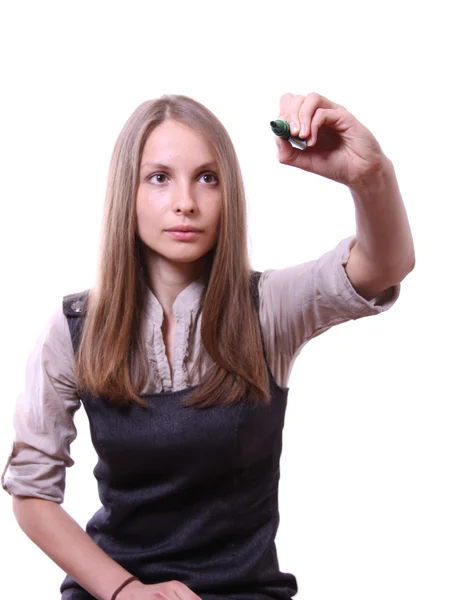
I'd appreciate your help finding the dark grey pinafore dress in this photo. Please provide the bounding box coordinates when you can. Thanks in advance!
[60,273,298,600]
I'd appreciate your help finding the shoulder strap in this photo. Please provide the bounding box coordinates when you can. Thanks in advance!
[249,270,262,313]
[62,290,89,355]
[249,270,268,359]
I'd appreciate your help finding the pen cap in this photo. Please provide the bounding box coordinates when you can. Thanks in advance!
[270,119,307,150]
[270,120,290,138]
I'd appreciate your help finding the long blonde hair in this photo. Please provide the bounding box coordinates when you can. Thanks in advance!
[75,95,269,407]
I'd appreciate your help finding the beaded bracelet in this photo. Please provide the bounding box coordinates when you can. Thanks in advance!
[111,576,140,600]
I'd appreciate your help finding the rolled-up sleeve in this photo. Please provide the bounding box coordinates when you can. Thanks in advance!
[258,236,401,387]
[1,307,80,503]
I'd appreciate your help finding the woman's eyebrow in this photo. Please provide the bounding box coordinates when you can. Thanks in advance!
[140,161,218,171]
[195,161,218,171]
[140,162,171,171]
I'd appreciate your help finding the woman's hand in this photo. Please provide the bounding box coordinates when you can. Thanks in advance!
[274,92,389,188]
[118,579,202,599]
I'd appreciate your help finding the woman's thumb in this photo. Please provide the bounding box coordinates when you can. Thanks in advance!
[275,136,298,165]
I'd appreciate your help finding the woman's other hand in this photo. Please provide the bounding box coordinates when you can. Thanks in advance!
[118,579,203,599]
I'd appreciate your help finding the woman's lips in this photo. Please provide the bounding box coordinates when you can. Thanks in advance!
[165,230,200,241]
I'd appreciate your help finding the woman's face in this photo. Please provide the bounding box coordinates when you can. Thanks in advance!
[136,119,222,270]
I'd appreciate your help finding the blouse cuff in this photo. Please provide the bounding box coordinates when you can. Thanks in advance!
[337,236,401,315]
[2,442,66,503]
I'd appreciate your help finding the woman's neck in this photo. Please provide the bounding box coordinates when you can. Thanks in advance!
[142,253,209,317]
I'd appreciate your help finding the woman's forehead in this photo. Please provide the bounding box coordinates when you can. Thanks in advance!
[142,119,215,162]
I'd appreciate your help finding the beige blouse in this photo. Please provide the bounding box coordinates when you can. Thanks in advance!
[2,237,400,503]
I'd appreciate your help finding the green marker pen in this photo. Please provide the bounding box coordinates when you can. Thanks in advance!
[270,120,308,151]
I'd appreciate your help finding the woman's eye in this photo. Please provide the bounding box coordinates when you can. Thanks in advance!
[149,173,167,184]
[201,172,218,184]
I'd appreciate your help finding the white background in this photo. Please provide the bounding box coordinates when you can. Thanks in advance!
[0,1,464,598]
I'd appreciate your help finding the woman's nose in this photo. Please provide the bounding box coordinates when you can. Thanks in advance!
[172,187,196,214]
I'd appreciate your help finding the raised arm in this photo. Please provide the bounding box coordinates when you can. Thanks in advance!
[274,91,415,300]
[258,92,414,388]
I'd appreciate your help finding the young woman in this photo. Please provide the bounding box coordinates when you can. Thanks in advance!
[2,92,414,600]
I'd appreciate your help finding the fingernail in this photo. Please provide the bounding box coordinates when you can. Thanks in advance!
[299,124,306,137]
[290,121,299,135]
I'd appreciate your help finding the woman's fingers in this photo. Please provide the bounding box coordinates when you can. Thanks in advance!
[275,134,299,164]
[307,106,347,147]
[168,580,202,600]
[278,93,302,136]
[282,94,306,136]
[298,93,338,139]
[131,580,202,599]
[278,92,340,140]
